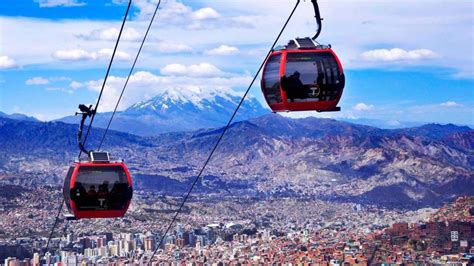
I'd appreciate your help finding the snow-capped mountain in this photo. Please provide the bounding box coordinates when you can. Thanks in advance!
[57,89,269,136]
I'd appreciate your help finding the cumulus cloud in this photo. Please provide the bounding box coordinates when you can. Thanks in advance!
[52,49,93,61]
[133,0,190,21]
[160,63,222,77]
[35,0,86,8]
[129,0,252,29]
[50,76,72,81]
[205,45,240,56]
[96,49,131,60]
[192,7,221,20]
[52,49,130,61]
[69,81,83,89]
[353,103,374,111]
[45,87,73,93]
[0,56,17,69]
[154,41,193,53]
[26,77,49,85]
[440,101,461,107]
[361,48,438,62]
[77,27,143,42]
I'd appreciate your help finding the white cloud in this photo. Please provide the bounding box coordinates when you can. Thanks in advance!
[154,41,193,53]
[160,63,222,77]
[160,64,187,75]
[133,0,191,21]
[440,101,461,107]
[353,103,374,111]
[52,49,94,61]
[50,76,72,81]
[205,45,240,56]
[96,48,131,60]
[35,0,86,8]
[45,87,73,94]
[69,81,83,89]
[0,56,17,69]
[26,77,50,85]
[130,0,252,30]
[25,76,73,86]
[52,49,130,61]
[192,7,221,20]
[77,27,143,42]
[361,48,438,62]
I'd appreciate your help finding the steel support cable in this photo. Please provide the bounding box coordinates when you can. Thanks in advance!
[78,1,132,158]
[42,198,64,256]
[98,0,162,150]
[145,1,301,264]
[42,0,133,257]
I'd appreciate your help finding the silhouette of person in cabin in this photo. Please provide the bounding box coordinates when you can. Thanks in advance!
[87,185,97,196]
[86,185,98,208]
[281,71,307,102]
[71,182,87,209]
[109,181,126,210]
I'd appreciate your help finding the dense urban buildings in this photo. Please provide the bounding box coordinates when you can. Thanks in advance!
[1,184,472,265]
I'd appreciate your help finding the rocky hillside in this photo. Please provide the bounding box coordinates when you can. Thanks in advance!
[0,115,472,209]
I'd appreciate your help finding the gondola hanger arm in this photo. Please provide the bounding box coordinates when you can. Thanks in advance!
[310,0,323,41]
[75,104,95,157]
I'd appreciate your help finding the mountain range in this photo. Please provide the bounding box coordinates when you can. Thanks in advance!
[0,111,38,122]
[1,112,472,209]
[56,89,268,136]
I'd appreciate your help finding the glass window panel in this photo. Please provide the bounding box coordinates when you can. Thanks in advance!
[283,52,343,102]
[262,54,283,104]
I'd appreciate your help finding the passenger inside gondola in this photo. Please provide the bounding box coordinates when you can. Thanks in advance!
[109,182,128,209]
[70,182,86,209]
[63,156,133,218]
[70,165,131,211]
[281,71,307,102]
[87,185,97,196]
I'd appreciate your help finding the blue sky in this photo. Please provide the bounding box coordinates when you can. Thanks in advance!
[0,0,473,126]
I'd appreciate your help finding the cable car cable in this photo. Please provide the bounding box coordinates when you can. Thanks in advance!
[146,1,301,263]
[98,0,162,150]
[42,199,64,256]
[42,0,132,256]
[78,0,132,158]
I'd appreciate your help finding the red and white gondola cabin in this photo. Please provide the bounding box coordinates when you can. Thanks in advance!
[63,152,133,219]
[261,38,345,112]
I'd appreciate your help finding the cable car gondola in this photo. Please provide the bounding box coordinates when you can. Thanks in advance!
[261,0,345,112]
[63,152,133,219]
[63,104,133,219]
